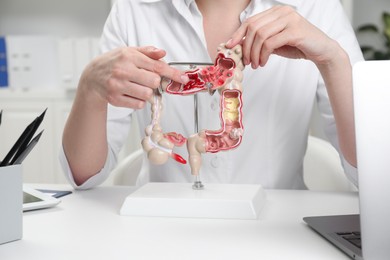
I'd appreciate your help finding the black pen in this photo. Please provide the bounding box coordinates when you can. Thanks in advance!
[0,117,39,166]
[0,109,2,127]
[10,108,47,165]
[0,108,47,167]
[12,130,44,165]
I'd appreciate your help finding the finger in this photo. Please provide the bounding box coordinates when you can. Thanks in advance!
[143,59,189,84]
[115,94,147,109]
[225,6,281,49]
[259,29,293,67]
[111,65,162,90]
[242,22,263,66]
[137,46,167,61]
[226,25,248,49]
[105,82,147,109]
[243,10,288,67]
[120,81,154,102]
[250,20,286,68]
[134,48,189,84]
[258,10,306,66]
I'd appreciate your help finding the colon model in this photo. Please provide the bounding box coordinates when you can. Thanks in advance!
[141,43,244,176]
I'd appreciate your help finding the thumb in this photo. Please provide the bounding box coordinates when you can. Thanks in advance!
[137,46,166,60]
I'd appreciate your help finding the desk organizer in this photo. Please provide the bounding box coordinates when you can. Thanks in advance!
[120,182,266,219]
[0,164,22,244]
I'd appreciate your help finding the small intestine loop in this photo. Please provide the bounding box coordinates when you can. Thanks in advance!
[141,91,187,165]
[142,43,245,176]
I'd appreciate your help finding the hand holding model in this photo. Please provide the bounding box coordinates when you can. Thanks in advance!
[226,5,345,68]
[79,46,189,109]
[63,46,189,185]
[225,5,356,166]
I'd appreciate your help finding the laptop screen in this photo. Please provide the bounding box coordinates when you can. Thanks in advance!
[353,60,390,260]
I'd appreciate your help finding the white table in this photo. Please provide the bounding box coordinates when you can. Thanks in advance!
[0,185,359,260]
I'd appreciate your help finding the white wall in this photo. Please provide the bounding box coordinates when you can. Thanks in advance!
[353,0,390,27]
[341,0,354,21]
[0,0,111,36]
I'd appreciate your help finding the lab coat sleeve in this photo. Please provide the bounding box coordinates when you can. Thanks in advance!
[59,0,137,189]
[314,0,364,187]
[59,105,133,190]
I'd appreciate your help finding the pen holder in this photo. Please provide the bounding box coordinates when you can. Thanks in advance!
[0,164,22,244]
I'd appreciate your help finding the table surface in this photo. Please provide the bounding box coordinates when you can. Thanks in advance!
[0,184,359,260]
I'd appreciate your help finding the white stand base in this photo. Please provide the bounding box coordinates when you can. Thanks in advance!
[120,182,266,219]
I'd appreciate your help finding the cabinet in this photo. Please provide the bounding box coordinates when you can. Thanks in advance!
[0,89,74,184]
[0,0,111,91]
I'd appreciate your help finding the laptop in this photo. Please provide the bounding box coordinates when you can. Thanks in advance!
[304,60,390,260]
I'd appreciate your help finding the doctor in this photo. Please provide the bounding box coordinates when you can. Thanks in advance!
[61,0,363,189]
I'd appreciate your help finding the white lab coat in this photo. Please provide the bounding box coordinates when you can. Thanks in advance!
[60,0,364,189]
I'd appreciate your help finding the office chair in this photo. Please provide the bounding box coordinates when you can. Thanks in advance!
[303,135,356,191]
[111,148,144,186]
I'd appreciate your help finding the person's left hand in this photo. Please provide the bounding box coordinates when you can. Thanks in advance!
[226,5,340,69]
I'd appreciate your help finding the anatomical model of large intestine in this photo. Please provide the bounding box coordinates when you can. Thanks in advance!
[142,43,244,177]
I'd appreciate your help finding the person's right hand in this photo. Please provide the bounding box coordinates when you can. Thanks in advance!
[79,46,189,109]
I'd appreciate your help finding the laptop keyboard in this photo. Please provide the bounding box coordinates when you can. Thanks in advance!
[336,232,362,249]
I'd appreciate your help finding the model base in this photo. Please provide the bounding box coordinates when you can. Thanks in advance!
[120,182,266,219]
